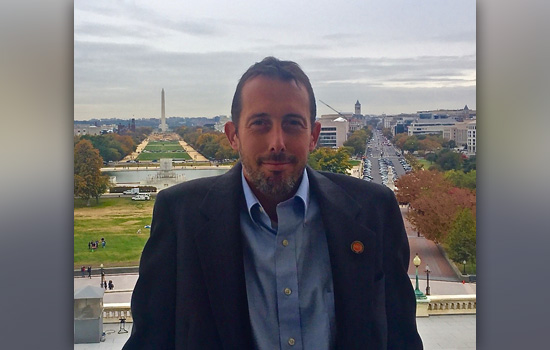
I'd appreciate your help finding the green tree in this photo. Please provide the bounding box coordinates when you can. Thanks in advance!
[308,147,353,174]
[74,139,109,205]
[444,169,476,189]
[343,128,371,155]
[447,208,476,264]
[435,149,463,171]
[462,155,476,172]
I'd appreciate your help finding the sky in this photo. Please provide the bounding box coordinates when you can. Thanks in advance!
[74,0,476,121]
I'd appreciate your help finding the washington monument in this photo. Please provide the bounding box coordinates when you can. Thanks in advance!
[159,88,168,132]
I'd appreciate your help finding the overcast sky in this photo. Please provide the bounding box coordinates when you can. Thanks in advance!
[74,0,476,121]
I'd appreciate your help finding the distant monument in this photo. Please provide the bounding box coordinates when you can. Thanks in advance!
[159,88,168,132]
[386,166,396,192]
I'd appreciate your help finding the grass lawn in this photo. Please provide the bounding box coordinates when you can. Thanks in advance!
[137,151,192,161]
[74,197,154,269]
[350,160,361,166]
[417,158,434,169]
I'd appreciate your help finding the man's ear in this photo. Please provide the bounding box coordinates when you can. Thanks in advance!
[309,121,321,152]
[224,121,239,151]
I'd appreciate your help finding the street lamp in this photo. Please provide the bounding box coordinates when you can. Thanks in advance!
[100,263,105,287]
[425,265,431,296]
[462,260,467,275]
[413,253,427,300]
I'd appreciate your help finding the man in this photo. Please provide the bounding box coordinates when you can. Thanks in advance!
[123,57,423,349]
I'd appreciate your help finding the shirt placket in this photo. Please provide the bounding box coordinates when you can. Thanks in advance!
[275,203,303,349]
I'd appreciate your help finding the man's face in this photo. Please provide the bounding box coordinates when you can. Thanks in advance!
[225,75,320,201]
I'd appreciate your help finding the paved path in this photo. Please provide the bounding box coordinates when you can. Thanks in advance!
[402,208,460,281]
[178,140,209,161]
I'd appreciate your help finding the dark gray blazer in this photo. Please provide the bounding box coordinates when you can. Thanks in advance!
[123,163,423,349]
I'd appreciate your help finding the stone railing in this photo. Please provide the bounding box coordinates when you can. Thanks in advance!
[416,294,476,317]
[103,303,133,324]
[106,295,476,323]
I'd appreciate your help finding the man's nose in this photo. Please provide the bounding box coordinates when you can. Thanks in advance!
[268,125,286,153]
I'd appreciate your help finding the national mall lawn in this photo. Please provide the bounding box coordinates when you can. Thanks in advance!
[74,197,154,269]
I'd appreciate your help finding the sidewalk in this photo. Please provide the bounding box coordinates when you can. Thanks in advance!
[74,313,475,350]
[74,273,475,305]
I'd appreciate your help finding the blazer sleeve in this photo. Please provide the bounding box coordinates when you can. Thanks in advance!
[123,190,177,349]
[382,186,424,349]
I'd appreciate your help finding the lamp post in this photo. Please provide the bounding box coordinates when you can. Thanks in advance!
[425,265,431,296]
[100,263,105,286]
[462,260,467,275]
[413,253,427,300]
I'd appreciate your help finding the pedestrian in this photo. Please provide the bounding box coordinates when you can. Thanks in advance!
[103,280,107,289]
[101,270,106,284]
[88,241,91,250]
[101,238,106,248]
[81,266,86,278]
[87,266,92,279]
[108,280,114,290]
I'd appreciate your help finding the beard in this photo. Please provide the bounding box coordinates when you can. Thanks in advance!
[240,151,304,201]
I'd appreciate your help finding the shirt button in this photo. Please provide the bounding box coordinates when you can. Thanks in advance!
[282,239,289,247]
[284,288,292,295]
[288,338,295,346]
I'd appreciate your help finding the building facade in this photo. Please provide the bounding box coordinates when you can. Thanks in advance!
[317,115,349,148]
[467,120,476,155]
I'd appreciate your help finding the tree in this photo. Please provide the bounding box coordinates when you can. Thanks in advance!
[435,148,463,171]
[447,208,476,264]
[308,147,353,174]
[394,170,451,205]
[444,169,476,189]
[381,127,393,139]
[74,139,109,205]
[343,128,371,155]
[407,187,475,243]
[462,155,476,172]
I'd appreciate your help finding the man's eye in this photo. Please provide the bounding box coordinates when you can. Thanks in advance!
[251,119,268,126]
[285,120,305,128]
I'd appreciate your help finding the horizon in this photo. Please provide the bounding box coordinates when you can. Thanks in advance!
[74,1,476,121]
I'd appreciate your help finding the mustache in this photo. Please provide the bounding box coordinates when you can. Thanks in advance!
[258,153,297,163]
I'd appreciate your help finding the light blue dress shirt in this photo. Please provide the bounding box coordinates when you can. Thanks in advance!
[241,170,336,350]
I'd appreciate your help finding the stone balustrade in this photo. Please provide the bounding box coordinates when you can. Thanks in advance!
[426,295,476,315]
[104,294,476,323]
[103,303,133,324]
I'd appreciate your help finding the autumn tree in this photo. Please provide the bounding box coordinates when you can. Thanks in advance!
[394,170,451,205]
[407,187,476,243]
[308,147,353,174]
[74,139,109,205]
[446,208,476,264]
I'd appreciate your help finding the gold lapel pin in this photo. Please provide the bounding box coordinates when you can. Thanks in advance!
[351,241,364,254]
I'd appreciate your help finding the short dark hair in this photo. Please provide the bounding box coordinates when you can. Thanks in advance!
[230,56,316,131]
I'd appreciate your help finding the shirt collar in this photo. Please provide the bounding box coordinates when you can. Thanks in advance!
[241,168,310,220]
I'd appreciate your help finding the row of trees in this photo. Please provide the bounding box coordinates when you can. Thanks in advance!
[175,126,238,161]
[343,127,373,155]
[395,170,476,264]
[76,127,151,162]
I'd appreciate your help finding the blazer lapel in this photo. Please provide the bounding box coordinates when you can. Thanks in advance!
[308,168,381,347]
[195,163,253,348]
